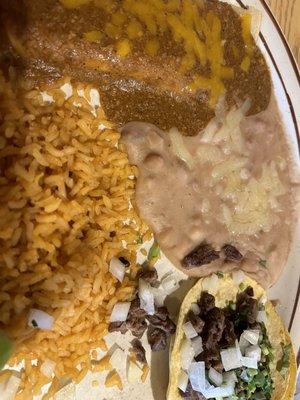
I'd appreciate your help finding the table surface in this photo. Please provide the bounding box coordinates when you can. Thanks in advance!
[266,0,300,65]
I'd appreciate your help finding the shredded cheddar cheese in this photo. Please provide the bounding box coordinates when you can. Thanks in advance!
[59,0,253,107]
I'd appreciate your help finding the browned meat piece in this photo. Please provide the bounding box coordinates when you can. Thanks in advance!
[203,308,226,349]
[182,243,220,270]
[147,327,167,351]
[131,339,147,365]
[155,307,169,321]
[187,311,205,335]
[198,292,215,316]
[0,0,271,136]
[108,321,128,334]
[222,244,244,262]
[146,306,176,335]
[128,297,147,320]
[139,268,159,287]
[127,316,148,339]
[221,319,237,347]
[196,347,222,371]
[179,382,206,399]
[234,287,259,333]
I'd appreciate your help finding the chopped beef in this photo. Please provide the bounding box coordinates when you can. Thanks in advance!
[187,311,205,334]
[222,244,243,262]
[119,256,130,267]
[196,347,222,371]
[131,339,147,364]
[139,268,159,287]
[221,318,236,347]
[127,316,148,338]
[147,314,176,335]
[236,287,258,330]
[203,307,225,349]
[155,306,169,321]
[147,306,176,335]
[198,292,215,316]
[147,327,167,351]
[182,243,220,269]
[179,382,206,399]
[128,297,147,320]
[244,286,254,296]
[108,321,128,334]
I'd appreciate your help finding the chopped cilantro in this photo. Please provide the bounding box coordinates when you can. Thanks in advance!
[148,242,160,261]
[31,319,38,328]
[276,343,292,375]
[216,271,224,278]
[234,324,274,399]
[0,331,12,370]
[259,259,267,268]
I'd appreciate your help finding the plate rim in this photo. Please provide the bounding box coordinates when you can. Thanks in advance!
[234,0,300,336]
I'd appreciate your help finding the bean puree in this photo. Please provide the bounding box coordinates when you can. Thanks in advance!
[121,97,294,288]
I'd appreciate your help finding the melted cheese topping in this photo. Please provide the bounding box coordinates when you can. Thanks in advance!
[59,0,253,107]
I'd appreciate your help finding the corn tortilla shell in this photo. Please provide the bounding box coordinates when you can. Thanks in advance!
[167,273,296,400]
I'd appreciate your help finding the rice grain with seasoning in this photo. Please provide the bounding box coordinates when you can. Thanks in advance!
[0,71,150,399]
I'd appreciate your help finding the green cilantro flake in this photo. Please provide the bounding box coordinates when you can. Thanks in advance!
[276,343,292,375]
[148,242,160,261]
[0,331,12,370]
[259,259,267,268]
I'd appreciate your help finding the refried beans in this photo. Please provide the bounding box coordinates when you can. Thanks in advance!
[121,96,295,288]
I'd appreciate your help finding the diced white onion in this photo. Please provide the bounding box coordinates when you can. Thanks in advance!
[127,360,143,383]
[220,346,242,371]
[109,257,126,283]
[202,274,219,292]
[232,270,245,285]
[0,371,21,400]
[223,371,238,385]
[161,274,179,294]
[189,362,205,392]
[190,303,201,315]
[241,356,258,369]
[257,310,267,325]
[41,359,56,378]
[139,279,155,315]
[235,339,243,360]
[183,322,198,339]
[191,336,203,357]
[240,370,250,382]
[202,384,234,399]
[151,287,167,307]
[259,294,267,305]
[241,330,260,345]
[28,309,54,331]
[178,370,189,393]
[245,345,261,361]
[169,128,195,169]
[110,302,131,322]
[181,339,195,371]
[208,367,223,387]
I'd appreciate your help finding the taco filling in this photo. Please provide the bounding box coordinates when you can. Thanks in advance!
[168,274,296,400]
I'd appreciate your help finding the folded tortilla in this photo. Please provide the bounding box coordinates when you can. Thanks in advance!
[168,273,296,400]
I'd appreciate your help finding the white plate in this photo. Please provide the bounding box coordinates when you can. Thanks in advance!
[36,2,300,399]
[239,0,300,357]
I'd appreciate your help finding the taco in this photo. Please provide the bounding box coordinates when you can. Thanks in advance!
[168,272,296,400]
